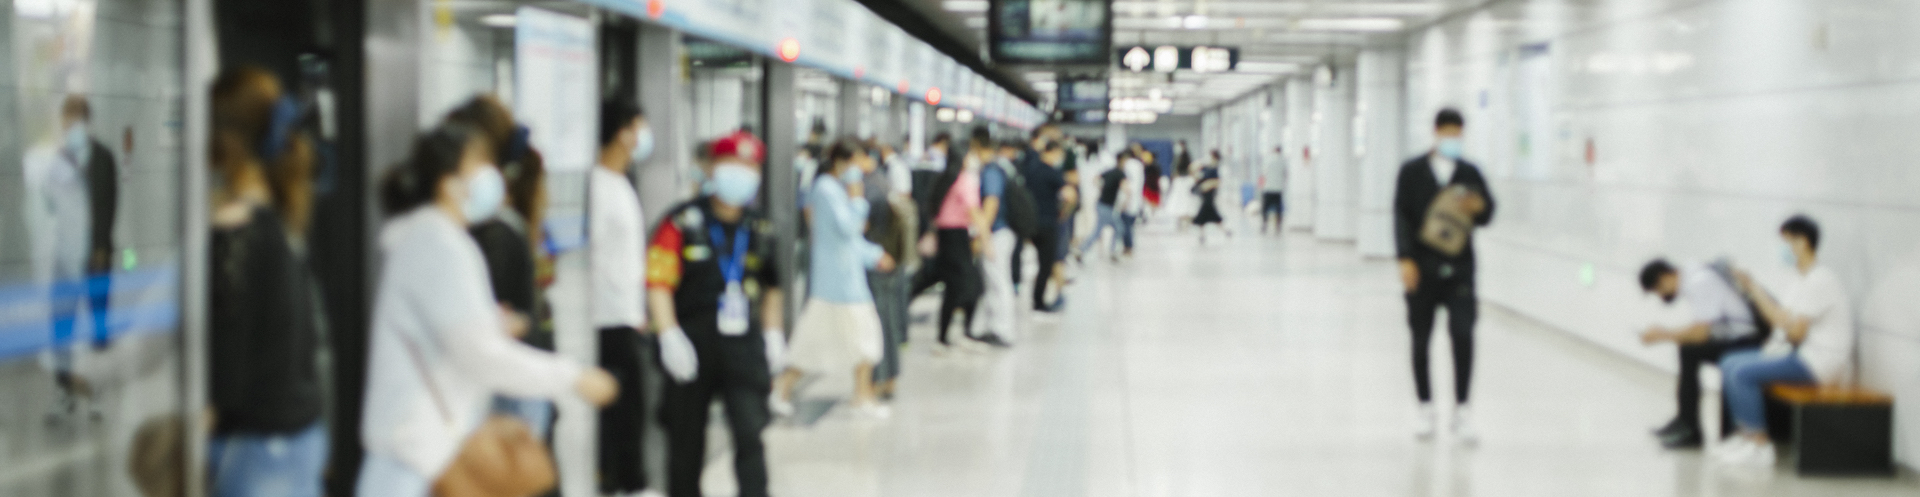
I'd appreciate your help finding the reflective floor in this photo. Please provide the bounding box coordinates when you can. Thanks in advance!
[738,217,1919,497]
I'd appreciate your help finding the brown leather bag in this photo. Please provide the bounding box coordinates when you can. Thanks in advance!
[433,416,557,497]
[397,335,558,497]
[1419,185,1476,257]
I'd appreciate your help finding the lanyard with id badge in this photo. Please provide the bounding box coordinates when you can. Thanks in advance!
[710,223,752,336]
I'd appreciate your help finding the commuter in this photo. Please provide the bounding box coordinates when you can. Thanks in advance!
[1394,108,1495,443]
[1137,145,1163,214]
[24,95,118,420]
[775,137,898,419]
[1120,147,1145,248]
[911,127,992,353]
[1191,152,1231,244]
[968,140,1019,346]
[1078,151,1132,262]
[1713,216,1854,467]
[1260,145,1288,234]
[1637,256,1768,449]
[1169,141,1196,230]
[358,123,617,496]
[205,66,326,497]
[444,96,560,443]
[1018,135,1071,313]
[648,131,785,497]
[590,99,653,495]
[865,140,918,399]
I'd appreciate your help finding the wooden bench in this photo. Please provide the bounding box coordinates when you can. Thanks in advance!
[1763,384,1895,475]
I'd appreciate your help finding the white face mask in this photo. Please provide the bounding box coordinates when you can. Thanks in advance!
[1780,242,1800,267]
[462,164,506,224]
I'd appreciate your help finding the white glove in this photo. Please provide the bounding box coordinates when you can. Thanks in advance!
[764,328,788,373]
[658,326,700,384]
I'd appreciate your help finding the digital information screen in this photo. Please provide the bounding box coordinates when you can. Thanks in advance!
[1056,76,1108,110]
[989,0,1113,65]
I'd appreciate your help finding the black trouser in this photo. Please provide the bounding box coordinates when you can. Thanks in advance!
[1676,336,1765,435]
[1029,226,1060,310]
[597,327,648,492]
[1406,270,1477,404]
[912,228,979,345]
[661,331,771,497]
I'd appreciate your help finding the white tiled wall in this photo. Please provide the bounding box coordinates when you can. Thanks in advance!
[1312,64,1358,241]
[1405,0,1920,468]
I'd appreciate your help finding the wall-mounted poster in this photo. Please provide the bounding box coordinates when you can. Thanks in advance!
[989,0,1112,65]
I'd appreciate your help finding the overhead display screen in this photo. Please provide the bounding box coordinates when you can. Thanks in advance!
[1056,76,1108,110]
[989,0,1113,65]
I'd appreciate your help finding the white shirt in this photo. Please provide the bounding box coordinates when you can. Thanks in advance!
[1430,154,1457,185]
[1120,158,1145,214]
[1263,153,1288,193]
[1678,264,1756,337]
[589,167,647,329]
[361,207,585,477]
[23,146,91,285]
[1784,265,1854,384]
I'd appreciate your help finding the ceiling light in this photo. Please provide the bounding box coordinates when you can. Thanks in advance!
[942,0,988,13]
[479,13,516,28]
[1295,18,1405,32]
[1182,15,1207,29]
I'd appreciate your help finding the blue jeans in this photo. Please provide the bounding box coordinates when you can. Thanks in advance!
[1079,205,1134,254]
[493,396,554,440]
[208,422,328,497]
[1721,351,1815,433]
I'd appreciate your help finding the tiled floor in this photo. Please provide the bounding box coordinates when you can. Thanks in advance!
[748,220,1919,497]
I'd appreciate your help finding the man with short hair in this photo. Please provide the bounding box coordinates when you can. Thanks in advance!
[1394,108,1495,444]
[589,99,652,495]
[1638,255,1767,449]
[1018,135,1072,312]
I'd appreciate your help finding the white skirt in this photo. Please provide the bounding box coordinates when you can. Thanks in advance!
[790,300,885,375]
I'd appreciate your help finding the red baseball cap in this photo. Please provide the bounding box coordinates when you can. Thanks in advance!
[708,131,765,164]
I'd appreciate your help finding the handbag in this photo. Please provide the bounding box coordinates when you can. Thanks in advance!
[397,334,557,497]
[1418,185,1476,257]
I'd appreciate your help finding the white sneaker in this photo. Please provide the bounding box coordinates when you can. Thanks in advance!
[1452,406,1479,446]
[1712,436,1754,463]
[1414,403,1437,440]
[1715,437,1776,467]
[852,402,893,420]
[769,393,795,418]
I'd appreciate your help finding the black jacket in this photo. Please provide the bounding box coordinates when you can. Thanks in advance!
[1392,154,1496,270]
[210,207,323,434]
[85,140,117,271]
[472,217,551,351]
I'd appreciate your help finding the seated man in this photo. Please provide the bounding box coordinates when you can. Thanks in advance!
[1638,257,1768,448]
[1714,215,1854,467]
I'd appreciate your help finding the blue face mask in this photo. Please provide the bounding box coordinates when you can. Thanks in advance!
[1436,138,1464,159]
[839,166,864,186]
[64,124,89,159]
[1781,243,1799,267]
[462,164,506,224]
[632,126,655,163]
[712,164,761,206]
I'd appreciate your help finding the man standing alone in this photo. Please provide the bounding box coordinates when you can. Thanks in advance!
[1394,109,1495,444]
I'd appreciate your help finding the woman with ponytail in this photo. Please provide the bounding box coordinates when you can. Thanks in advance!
[356,123,616,496]
[205,66,327,497]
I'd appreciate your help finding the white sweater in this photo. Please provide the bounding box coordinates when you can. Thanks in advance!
[359,207,585,478]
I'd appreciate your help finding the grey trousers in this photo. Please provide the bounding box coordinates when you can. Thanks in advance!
[868,269,910,383]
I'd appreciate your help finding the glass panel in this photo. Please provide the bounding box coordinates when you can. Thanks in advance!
[1,0,186,495]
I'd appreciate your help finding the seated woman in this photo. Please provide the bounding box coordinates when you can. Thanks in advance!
[1716,215,1854,467]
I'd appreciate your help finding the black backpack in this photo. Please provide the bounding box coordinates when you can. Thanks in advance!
[1707,259,1775,344]
[991,161,1040,239]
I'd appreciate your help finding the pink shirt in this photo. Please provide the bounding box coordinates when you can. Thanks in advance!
[934,168,980,229]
